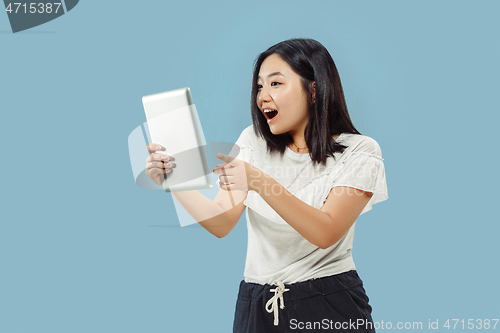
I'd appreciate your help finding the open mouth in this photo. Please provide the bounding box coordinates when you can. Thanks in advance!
[264,109,278,120]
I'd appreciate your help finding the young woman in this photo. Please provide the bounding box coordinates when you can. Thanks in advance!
[146,38,388,332]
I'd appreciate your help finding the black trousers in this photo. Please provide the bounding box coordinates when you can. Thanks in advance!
[233,270,375,333]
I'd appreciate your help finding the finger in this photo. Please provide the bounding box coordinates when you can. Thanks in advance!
[213,165,233,173]
[213,167,233,175]
[146,161,175,170]
[146,162,165,170]
[219,180,247,192]
[215,163,234,168]
[148,167,172,174]
[147,143,165,154]
[216,153,236,164]
[214,162,229,169]
[146,153,172,163]
[219,174,234,184]
[218,182,236,192]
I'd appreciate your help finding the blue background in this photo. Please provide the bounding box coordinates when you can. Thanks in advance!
[1,0,499,332]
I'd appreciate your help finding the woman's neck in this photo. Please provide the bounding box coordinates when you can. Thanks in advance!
[288,134,342,153]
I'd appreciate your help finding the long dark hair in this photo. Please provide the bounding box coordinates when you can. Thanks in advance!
[250,38,361,166]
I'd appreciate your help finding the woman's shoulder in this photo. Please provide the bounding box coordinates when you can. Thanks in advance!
[340,132,383,158]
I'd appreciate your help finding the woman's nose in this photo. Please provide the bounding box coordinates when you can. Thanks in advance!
[258,86,271,104]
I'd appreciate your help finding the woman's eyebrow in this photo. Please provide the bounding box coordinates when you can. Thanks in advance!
[258,71,285,79]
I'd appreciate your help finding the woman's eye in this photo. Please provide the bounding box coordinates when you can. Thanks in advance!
[257,82,280,89]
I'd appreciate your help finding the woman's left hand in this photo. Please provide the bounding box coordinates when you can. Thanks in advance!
[213,153,258,192]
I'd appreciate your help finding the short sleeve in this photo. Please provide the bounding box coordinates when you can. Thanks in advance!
[329,137,388,215]
[216,125,254,189]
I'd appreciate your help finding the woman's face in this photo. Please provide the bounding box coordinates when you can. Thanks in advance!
[256,54,312,137]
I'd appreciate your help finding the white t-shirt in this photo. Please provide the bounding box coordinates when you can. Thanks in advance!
[218,125,389,285]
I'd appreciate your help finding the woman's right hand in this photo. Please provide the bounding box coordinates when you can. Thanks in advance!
[145,143,176,186]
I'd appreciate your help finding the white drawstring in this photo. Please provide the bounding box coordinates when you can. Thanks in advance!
[265,280,290,326]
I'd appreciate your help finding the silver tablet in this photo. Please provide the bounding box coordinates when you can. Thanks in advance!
[142,87,212,192]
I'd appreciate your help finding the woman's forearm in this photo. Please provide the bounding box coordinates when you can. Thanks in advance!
[171,190,235,238]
